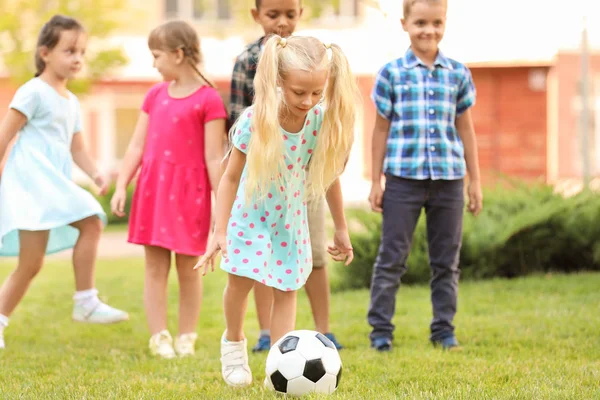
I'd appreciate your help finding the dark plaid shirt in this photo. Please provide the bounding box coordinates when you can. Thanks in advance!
[229,36,263,128]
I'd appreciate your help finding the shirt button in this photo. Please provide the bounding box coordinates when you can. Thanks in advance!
[430,146,436,151]
[430,128,435,133]
[429,90,434,96]
[429,109,435,114]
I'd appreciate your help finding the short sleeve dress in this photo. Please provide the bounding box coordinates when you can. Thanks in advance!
[220,105,323,291]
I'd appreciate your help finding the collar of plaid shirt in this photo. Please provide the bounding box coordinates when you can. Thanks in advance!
[401,47,454,70]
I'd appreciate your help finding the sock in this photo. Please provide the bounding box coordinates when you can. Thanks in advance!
[0,314,8,332]
[73,288,100,310]
[260,329,270,338]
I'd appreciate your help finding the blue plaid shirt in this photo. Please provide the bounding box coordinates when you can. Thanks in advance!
[371,48,476,180]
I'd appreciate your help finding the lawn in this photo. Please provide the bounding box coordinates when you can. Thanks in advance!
[0,258,598,399]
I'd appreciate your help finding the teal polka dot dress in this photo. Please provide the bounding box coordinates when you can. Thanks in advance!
[221,105,323,291]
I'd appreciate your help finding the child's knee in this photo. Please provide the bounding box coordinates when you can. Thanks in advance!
[77,216,103,237]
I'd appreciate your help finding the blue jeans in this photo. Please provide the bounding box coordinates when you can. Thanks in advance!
[367,175,464,342]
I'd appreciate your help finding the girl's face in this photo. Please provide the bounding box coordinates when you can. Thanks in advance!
[151,48,183,81]
[280,69,327,120]
[40,29,86,80]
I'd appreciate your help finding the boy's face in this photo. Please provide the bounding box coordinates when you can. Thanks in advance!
[401,1,446,56]
[252,0,303,38]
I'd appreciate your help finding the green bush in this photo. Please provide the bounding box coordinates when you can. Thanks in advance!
[332,181,600,292]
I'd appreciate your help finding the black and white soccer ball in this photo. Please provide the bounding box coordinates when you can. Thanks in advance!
[265,330,342,396]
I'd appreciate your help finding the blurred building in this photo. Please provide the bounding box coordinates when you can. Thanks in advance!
[0,0,598,199]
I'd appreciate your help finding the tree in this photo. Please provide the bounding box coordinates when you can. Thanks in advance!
[0,0,129,94]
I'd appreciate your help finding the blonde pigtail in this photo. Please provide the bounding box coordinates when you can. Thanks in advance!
[245,35,287,202]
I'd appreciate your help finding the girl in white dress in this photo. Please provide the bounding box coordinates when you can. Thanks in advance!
[0,15,128,350]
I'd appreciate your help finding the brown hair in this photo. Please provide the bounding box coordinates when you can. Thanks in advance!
[403,0,447,17]
[35,15,85,77]
[147,20,214,88]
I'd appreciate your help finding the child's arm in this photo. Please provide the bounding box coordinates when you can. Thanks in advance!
[369,114,391,212]
[205,118,226,194]
[325,178,354,266]
[110,112,149,216]
[71,132,108,195]
[194,147,245,273]
[456,109,482,215]
[0,110,27,175]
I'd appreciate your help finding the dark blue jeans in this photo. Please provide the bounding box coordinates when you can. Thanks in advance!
[367,175,464,342]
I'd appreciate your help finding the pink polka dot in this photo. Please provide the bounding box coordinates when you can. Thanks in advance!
[232,267,237,272]
[291,145,297,151]
[268,193,273,199]
[287,164,293,170]
[296,210,301,215]
[262,279,266,284]
[297,229,301,234]
[243,259,249,264]
[231,222,237,227]
[278,278,283,284]
[237,231,243,237]
[288,252,292,257]
[245,240,252,246]
[224,258,229,263]
[240,144,247,150]
[302,139,307,144]
[277,260,282,266]
[234,249,240,254]
[297,157,301,163]
[250,223,255,228]
[285,224,291,229]
[283,134,288,140]
[280,186,285,192]
[299,249,303,254]
[243,213,248,218]
[264,261,267,267]
[253,268,259,273]
[247,112,252,117]
[228,240,232,245]
[286,288,291,291]
[258,234,265,239]
[260,217,266,222]
[280,214,284,219]
[267,244,271,249]
[268,274,273,279]
[265,211,270,217]
[286,269,292,274]
[257,250,263,256]
[312,130,317,136]
[314,108,320,115]
[300,268,304,273]
[281,241,288,247]
[308,149,313,154]
[296,278,300,283]
[306,120,310,126]
[271,223,277,228]
[237,204,241,209]
[253,204,258,210]
[276,205,282,211]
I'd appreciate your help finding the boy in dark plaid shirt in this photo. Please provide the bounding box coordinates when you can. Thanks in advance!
[228,0,344,352]
[367,0,483,352]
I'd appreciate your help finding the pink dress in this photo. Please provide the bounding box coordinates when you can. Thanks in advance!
[128,82,227,255]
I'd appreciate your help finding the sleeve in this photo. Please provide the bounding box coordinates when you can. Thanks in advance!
[456,66,476,117]
[73,97,82,134]
[370,64,394,120]
[229,56,251,127]
[141,83,163,114]
[203,88,228,124]
[231,109,252,154]
[9,82,39,121]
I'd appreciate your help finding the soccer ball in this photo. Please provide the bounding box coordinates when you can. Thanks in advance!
[265,330,342,396]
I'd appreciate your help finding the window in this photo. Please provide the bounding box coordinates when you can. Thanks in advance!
[165,0,232,20]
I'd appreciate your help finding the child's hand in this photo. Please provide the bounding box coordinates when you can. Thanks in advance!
[467,180,483,216]
[194,233,227,275]
[328,229,354,266]
[110,188,128,217]
[93,174,109,196]
[368,182,383,213]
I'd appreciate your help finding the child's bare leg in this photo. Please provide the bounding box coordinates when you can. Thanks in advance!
[144,245,171,334]
[223,274,255,341]
[254,282,273,333]
[174,253,201,334]
[0,230,48,316]
[304,266,330,334]
[270,289,297,344]
[70,216,103,291]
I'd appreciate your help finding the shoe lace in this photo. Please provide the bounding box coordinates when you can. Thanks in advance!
[222,347,246,369]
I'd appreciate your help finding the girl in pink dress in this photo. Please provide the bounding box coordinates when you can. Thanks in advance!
[110,20,226,358]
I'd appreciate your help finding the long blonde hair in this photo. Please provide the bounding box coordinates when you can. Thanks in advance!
[240,34,360,202]
[147,20,215,88]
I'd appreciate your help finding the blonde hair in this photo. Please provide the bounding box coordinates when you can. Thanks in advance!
[238,34,360,202]
[403,0,447,17]
[147,20,214,88]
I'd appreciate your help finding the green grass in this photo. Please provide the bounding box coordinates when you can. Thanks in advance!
[0,258,599,399]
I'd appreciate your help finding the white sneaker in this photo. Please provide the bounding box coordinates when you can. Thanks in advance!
[149,330,176,359]
[0,332,4,349]
[72,301,129,324]
[174,332,198,357]
[220,332,252,387]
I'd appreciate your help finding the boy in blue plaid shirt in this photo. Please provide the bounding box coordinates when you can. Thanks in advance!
[228,0,344,353]
[367,0,483,351]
